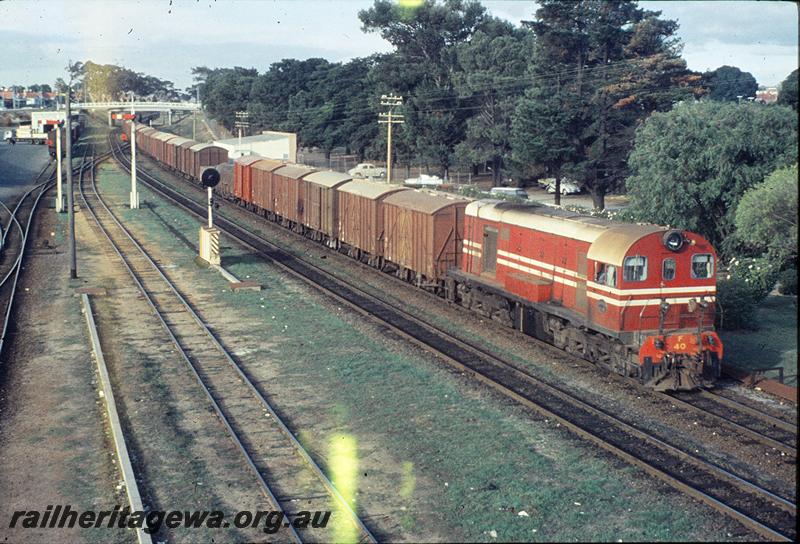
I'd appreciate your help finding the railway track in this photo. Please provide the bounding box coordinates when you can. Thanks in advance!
[86,145,376,544]
[666,389,797,453]
[0,148,96,360]
[109,134,797,541]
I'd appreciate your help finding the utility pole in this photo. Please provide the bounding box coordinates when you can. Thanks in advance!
[379,94,403,183]
[129,92,139,209]
[234,111,249,147]
[55,124,63,212]
[66,86,76,279]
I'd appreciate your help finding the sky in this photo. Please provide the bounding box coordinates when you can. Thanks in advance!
[0,1,796,90]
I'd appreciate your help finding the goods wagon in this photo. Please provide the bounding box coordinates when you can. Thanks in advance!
[178,140,198,176]
[451,200,721,390]
[151,132,177,164]
[216,162,235,199]
[164,136,194,171]
[251,159,285,216]
[135,126,156,155]
[337,180,407,260]
[187,143,229,181]
[383,190,469,285]
[271,164,317,229]
[302,171,352,243]
[233,155,264,202]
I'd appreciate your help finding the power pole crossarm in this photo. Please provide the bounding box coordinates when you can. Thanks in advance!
[379,94,403,183]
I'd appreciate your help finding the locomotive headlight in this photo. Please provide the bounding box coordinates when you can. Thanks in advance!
[655,339,665,350]
[660,301,670,315]
[663,230,685,252]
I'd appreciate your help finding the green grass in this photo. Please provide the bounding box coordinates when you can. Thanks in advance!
[92,159,741,542]
[720,295,798,385]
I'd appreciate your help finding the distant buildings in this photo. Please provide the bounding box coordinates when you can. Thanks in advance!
[0,88,57,109]
[755,86,779,103]
[214,131,297,162]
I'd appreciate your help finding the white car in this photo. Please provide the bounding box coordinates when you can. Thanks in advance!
[404,174,443,187]
[489,187,529,199]
[3,129,15,141]
[348,163,386,179]
[546,180,581,195]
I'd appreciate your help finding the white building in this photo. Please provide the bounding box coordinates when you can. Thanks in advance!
[214,130,297,162]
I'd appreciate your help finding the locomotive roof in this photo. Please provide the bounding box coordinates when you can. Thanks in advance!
[274,164,316,179]
[468,200,664,266]
[338,180,408,200]
[304,171,352,188]
[384,189,469,214]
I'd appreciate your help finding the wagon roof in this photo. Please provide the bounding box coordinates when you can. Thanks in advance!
[251,159,285,172]
[304,171,352,188]
[467,200,663,265]
[152,132,179,142]
[178,139,198,149]
[338,180,408,200]
[136,126,156,134]
[234,154,266,165]
[273,164,316,179]
[168,136,194,147]
[384,189,469,214]
[190,143,226,152]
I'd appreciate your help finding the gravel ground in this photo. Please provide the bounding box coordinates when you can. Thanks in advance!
[74,163,289,543]
[113,152,760,541]
[0,140,50,204]
[0,199,129,544]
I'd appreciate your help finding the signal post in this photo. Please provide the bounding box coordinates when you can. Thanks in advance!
[198,167,221,266]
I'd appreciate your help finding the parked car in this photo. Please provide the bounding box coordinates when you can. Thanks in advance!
[546,180,581,195]
[347,163,386,179]
[489,187,529,199]
[404,174,443,187]
[3,129,15,141]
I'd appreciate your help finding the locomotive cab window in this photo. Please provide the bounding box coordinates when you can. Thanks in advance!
[691,254,714,279]
[662,258,676,281]
[595,263,617,287]
[623,256,647,282]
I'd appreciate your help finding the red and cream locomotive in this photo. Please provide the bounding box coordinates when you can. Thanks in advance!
[449,201,722,391]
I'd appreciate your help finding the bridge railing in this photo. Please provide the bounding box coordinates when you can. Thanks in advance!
[73,101,201,111]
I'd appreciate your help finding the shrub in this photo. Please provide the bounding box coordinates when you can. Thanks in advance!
[722,256,779,302]
[778,268,798,295]
[716,278,761,330]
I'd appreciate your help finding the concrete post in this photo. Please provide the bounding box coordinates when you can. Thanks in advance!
[55,127,63,212]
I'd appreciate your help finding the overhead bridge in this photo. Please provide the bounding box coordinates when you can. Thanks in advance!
[73,101,201,127]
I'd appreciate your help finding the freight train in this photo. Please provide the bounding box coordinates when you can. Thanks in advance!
[124,122,723,391]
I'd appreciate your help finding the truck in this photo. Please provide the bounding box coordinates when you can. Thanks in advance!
[347,163,386,179]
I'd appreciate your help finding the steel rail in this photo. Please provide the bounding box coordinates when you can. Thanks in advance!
[110,134,796,542]
[99,140,376,544]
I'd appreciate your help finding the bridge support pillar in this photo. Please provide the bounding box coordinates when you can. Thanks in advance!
[108,110,114,127]
[168,110,172,125]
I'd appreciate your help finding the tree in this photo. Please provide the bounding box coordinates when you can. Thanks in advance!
[511,0,700,209]
[360,0,489,178]
[626,101,798,251]
[777,69,798,110]
[703,65,758,101]
[454,23,532,184]
[734,164,798,267]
